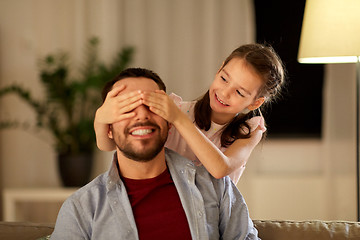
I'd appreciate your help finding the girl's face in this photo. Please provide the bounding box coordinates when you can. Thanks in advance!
[209,58,265,124]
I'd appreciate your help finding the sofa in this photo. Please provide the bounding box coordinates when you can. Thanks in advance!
[0,220,359,240]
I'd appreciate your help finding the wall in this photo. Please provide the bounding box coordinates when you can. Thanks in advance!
[238,63,357,221]
[0,0,357,221]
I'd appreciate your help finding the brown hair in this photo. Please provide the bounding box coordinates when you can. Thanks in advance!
[194,43,286,147]
[101,67,166,102]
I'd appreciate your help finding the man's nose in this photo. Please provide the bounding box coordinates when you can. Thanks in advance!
[134,104,151,120]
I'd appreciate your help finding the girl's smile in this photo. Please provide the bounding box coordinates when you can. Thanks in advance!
[215,93,230,106]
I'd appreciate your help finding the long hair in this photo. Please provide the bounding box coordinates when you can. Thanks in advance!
[194,43,286,147]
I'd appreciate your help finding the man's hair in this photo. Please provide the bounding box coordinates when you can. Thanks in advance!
[102,68,166,102]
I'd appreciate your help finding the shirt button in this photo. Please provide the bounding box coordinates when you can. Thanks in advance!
[198,211,203,217]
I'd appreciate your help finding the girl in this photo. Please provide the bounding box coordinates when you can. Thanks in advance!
[94,43,285,184]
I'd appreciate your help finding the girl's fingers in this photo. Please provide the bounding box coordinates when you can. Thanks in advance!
[109,91,142,112]
[115,90,142,102]
[121,92,143,105]
[105,89,175,123]
[118,99,143,114]
[247,116,260,132]
[259,116,267,132]
[154,89,166,95]
[141,91,167,106]
[110,100,142,123]
[247,116,267,133]
[142,92,179,122]
[114,112,136,122]
[140,93,167,114]
[148,106,168,120]
[107,85,126,98]
[142,98,164,110]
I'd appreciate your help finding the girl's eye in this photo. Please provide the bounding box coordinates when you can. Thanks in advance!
[221,76,227,82]
[236,90,245,97]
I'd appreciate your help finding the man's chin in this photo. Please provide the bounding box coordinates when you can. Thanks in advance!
[115,131,168,162]
[122,150,161,162]
[120,143,164,162]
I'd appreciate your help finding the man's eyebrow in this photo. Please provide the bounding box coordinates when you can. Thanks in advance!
[222,69,251,96]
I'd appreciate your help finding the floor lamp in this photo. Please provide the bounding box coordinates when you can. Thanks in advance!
[297,0,360,221]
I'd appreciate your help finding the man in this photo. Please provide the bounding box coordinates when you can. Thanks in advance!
[51,68,259,240]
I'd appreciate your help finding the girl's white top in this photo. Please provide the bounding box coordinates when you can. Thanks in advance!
[165,93,245,184]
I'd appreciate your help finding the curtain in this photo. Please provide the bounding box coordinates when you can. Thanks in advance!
[0,0,255,187]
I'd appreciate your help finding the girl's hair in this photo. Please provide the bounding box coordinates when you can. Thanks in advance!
[194,43,286,147]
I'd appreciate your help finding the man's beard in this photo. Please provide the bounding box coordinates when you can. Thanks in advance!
[113,121,168,162]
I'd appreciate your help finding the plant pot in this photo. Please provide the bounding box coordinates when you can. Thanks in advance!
[57,153,94,187]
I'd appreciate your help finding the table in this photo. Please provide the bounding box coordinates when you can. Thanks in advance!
[3,188,77,222]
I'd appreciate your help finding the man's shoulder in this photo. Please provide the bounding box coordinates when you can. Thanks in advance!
[164,147,196,168]
[66,172,108,204]
[164,147,233,187]
[165,147,187,160]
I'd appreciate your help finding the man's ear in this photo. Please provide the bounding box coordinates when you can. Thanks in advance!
[247,97,266,111]
[107,125,114,139]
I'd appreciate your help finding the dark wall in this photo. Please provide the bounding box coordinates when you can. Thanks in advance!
[254,0,324,138]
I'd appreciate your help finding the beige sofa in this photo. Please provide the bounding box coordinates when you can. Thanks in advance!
[0,220,359,240]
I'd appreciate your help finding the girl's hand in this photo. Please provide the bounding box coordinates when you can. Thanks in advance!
[95,85,143,124]
[94,84,143,151]
[247,116,267,133]
[141,90,183,124]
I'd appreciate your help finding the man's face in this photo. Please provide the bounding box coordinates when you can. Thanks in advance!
[108,77,169,162]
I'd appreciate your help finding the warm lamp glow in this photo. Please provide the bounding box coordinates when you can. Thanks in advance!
[298,0,360,222]
[299,56,360,64]
[298,0,360,63]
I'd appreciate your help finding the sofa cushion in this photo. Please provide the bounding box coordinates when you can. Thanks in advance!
[253,220,360,240]
[1,220,359,239]
[0,222,54,240]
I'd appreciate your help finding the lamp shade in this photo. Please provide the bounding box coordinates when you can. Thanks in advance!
[298,0,360,63]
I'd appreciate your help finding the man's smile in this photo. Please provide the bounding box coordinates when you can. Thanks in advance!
[126,121,159,138]
[130,127,155,136]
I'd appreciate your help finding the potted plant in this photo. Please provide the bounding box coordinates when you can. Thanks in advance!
[0,37,134,187]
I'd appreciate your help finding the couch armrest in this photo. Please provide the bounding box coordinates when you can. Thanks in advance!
[253,220,360,240]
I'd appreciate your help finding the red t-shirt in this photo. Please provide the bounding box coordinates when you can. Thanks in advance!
[122,168,192,240]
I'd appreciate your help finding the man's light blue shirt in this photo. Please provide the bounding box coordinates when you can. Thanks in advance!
[51,148,259,239]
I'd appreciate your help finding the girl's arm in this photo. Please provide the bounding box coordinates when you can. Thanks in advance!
[94,85,143,151]
[142,90,265,179]
[173,114,264,178]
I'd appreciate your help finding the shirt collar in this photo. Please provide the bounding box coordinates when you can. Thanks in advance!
[106,148,197,191]
[106,152,121,190]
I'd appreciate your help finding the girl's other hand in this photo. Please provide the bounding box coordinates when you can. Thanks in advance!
[96,85,143,124]
[141,90,182,123]
[247,116,267,133]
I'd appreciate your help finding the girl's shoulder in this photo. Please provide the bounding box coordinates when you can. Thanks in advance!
[169,93,196,115]
[169,92,183,104]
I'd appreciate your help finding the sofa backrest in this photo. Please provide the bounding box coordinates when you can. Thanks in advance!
[1,220,360,239]
[254,220,360,240]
